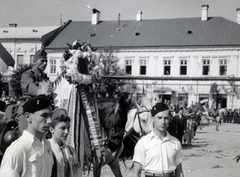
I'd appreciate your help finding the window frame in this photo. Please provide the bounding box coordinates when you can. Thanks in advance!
[163,57,171,75]
[49,58,57,74]
[125,57,133,75]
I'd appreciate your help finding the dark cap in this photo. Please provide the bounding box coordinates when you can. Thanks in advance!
[22,95,51,113]
[34,49,47,61]
[151,102,169,117]
[52,108,68,120]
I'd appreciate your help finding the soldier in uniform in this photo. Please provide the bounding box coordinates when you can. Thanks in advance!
[21,49,52,97]
[17,49,53,133]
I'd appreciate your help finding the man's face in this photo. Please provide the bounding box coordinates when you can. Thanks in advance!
[179,110,183,115]
[50,121,70,142]
[29,106,52,134]
[34,58,48,71]
[153,110,170,132]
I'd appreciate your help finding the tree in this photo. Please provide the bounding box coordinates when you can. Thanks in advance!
[92,47,135,98]
[209,82,220,109]
[221,75,240,109]
[9,64,33,99]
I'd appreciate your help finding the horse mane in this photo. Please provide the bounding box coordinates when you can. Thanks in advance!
[97,95,131,129]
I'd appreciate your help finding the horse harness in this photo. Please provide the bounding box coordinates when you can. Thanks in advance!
[101,101,122,151]
[134,106,150,137]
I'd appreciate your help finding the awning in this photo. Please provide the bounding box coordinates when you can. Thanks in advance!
[153,87,172,94]
[0,43,15,67]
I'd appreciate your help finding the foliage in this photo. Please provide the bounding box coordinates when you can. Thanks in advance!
[10,64,33,98]
[222,75,240,108]
[209,82,220,109]
[92,48,127,98]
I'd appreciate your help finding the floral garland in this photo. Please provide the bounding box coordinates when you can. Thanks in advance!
[62,40,106,164]
[62,40,100,85]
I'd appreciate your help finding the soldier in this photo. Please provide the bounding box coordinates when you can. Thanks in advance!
[21,49,52,98]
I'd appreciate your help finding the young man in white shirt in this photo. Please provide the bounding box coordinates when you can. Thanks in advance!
[0,95,54,177]
[133,102,184,177]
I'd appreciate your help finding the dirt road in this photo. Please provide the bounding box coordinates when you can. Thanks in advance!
[83,122,240,177]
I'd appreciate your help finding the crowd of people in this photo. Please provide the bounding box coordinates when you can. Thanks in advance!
[0,46,239,177]
[0,49,81,177]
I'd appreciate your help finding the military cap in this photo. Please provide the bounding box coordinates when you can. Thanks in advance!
[52,108,68,120]
[22,95,51,113]
[34,49,47,61]
[151,102,169,117]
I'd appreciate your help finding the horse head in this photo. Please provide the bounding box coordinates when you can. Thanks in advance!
[125,101,153,139]
[97,94,132,152]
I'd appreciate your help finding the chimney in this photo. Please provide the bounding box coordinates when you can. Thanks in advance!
[116,13,121,31]
[9,23,17,27]
[136,11,142,21]
[237,8,240,24]
[201,4,209,22]
[92,8,100,25]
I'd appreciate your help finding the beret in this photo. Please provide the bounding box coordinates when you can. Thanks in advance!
[151,102,169,117]
[34,49,47,61]
[22,95,51,113]
[52,108,68,120]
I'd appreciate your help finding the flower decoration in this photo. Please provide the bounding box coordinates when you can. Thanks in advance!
[62,40,99,85]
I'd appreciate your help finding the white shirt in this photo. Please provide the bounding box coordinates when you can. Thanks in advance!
[0,130,53,177]
[133,130,183,174]
[48,139,80,177]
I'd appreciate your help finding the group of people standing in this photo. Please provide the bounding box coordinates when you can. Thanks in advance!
[0,49,80,177]
[0,47,186,177]
[167,107,199,146]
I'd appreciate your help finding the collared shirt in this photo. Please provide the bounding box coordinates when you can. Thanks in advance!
[48,139,80,177]
[21,67,49,97]
[133,130,183,174]
[0,130,53,177]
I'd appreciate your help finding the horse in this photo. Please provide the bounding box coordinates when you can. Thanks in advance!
[120,105,152,161]
[0,95,153,177]
[91,95,154,177]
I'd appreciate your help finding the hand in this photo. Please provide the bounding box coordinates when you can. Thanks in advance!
[233,155,240,163]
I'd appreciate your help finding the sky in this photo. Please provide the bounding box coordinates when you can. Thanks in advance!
[0,0,240,27]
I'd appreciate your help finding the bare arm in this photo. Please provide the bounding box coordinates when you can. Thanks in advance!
[132,162,142,177]
[175,163,184,177]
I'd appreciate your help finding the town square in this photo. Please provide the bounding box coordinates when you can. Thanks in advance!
[1,1,240,177]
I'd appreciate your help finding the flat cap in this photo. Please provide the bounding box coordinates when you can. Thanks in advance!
[52,108,68,120]
[34,49,47,61]
[22,95,51,113]
[151,102,169,117]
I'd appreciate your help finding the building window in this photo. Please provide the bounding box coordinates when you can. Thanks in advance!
[139,59,147,75]
[30,55,34,64]
[50,59,57,74]
[17,55,24,67]
[125,57,133,75]
[202,59,210,75]
[163,58,171,75]
[219,58,227,76]
[180,59,187,75]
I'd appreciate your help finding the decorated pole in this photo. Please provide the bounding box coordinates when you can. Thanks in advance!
[61,40,106,174]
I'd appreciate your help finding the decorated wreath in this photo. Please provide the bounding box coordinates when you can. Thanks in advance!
[62,40,101,86]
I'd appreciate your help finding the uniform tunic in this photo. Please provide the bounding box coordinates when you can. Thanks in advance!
[48,139,80,177]
[21,67,49,97]
[0,130,53,177]
[133,131,183,174]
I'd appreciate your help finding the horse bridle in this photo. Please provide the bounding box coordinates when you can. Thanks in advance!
[133,106,151,137]
[101,101,121,149]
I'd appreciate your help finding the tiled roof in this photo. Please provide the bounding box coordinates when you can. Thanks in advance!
[0,26,59,39]
[45,17,240,49]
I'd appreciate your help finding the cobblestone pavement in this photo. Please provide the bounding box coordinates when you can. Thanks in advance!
[83,122,240,177]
